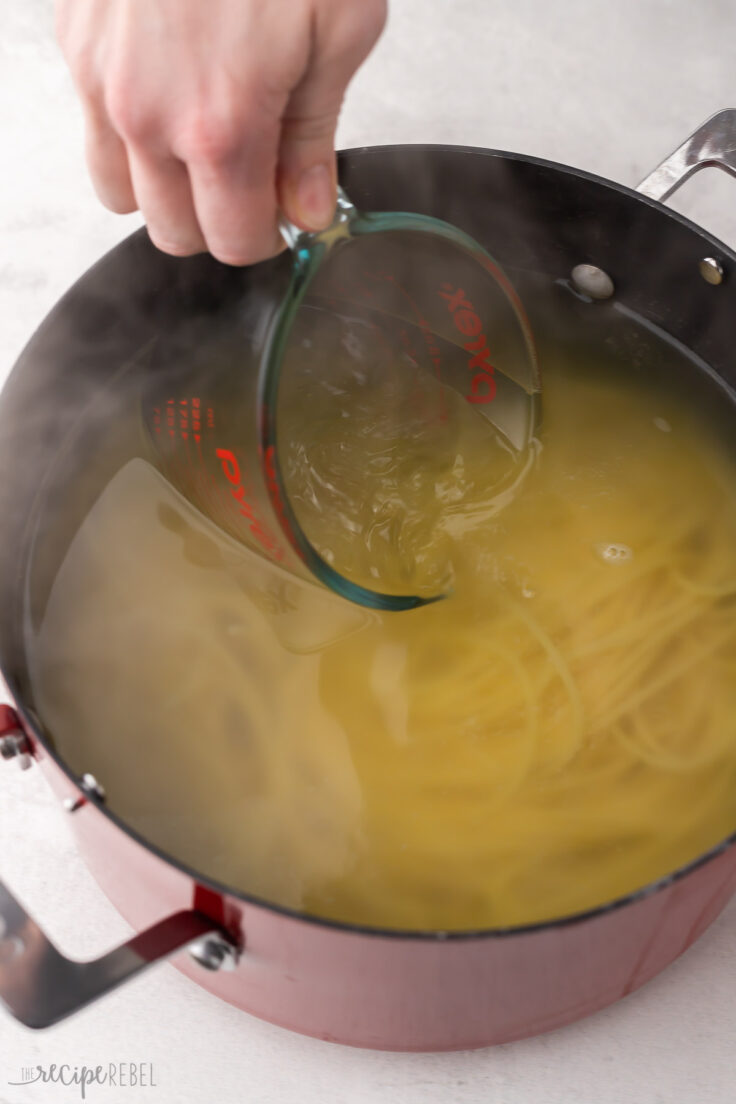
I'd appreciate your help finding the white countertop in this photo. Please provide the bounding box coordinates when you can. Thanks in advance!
[2,1,736,1101]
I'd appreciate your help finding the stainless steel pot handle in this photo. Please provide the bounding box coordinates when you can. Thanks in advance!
[0,878,239,1028]
[0,701,240,1029]
[637,108,736,202]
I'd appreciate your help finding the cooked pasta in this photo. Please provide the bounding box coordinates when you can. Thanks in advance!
[26,338,736,931]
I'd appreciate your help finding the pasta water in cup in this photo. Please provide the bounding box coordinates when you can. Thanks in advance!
[144,189,540,610]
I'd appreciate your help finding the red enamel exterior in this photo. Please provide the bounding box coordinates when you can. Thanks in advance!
[16,709,736,1050]
[0,703,21,736]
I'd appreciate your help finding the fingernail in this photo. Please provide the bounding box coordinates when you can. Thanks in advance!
[295,163,335,231]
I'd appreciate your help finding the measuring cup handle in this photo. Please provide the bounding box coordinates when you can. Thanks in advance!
[278,186,357,251]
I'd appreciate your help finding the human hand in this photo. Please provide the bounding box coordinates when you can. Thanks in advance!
[55,0,386,265]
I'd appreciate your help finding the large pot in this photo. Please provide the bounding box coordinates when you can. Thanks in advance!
[1,111,735,1050]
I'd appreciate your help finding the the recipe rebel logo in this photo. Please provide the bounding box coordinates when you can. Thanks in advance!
[8,1062,157,1099]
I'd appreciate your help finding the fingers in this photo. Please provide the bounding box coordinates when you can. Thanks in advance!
[82,101,137,214]
[106,64,285,264]
[182,118,284,266]
[127,146,207,256]
[57,0,387,266]
[85,98,209,258]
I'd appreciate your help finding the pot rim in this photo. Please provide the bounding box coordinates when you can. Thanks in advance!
[6,140,736,942]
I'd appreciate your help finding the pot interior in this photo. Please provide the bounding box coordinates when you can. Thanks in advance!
[2,146,736,933]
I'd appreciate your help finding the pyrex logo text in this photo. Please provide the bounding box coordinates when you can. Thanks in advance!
[215,448,285,560]
[439,284,497,404]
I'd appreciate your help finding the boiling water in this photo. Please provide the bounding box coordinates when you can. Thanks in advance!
[24,309,736,930]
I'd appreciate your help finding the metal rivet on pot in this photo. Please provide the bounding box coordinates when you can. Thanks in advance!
[0,731,32,771]
[81,773,106,801]
[63,773,107,812]
[571,264,615,300]
[188,934,240,972]
[699,257,724,285]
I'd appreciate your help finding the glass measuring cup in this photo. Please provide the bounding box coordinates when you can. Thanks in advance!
[144,189,540,610]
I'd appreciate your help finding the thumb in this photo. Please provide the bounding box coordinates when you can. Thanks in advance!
[277,106,340,233]
[277,0,387,232]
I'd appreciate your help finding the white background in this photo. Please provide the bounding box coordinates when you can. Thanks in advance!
[2,1,736,1101]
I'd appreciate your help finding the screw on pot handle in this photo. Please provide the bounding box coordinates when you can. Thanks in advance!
[0,877,239,1028]
[637,108,736,202]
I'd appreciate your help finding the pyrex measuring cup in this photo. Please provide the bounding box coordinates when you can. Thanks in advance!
[144,189,540,610]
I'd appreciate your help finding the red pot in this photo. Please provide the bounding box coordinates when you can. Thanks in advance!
[1,110,736,1049]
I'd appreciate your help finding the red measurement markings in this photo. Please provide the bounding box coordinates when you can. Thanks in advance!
[178,398,219,519]
[178,398,189,441]
[191,397,201,443]
[166,397,177,437]
[162,395,218,517]
[178,398,206,492]
[439,284,497,404]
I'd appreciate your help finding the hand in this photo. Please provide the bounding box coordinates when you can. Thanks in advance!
[55,0,386,265]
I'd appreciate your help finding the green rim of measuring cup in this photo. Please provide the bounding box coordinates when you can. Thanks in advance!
[258,199,538,611]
